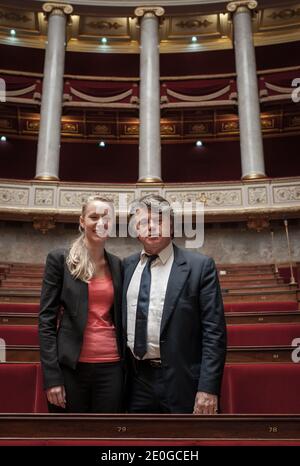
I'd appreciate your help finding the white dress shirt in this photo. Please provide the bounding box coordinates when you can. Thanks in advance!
[127,242,174,359]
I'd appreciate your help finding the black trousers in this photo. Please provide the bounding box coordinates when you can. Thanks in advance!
[127,359,172,413]
[48,361,124,413]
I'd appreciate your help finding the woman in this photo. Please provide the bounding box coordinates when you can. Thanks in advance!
[39,195,124,413]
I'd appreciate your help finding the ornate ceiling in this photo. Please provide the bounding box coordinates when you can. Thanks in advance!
[0,0,299,223]
[0,0,299,53]
[0,1,299,145]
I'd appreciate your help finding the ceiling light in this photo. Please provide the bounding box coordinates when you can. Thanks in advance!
[0,136,7,142]
[196,140,203,147]
[98,141,106,148]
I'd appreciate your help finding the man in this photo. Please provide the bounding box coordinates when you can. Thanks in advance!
[123,194,226,414]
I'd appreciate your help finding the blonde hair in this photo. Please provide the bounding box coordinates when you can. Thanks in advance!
[66,195,113,282]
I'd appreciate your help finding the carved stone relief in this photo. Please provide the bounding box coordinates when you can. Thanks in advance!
[166,189,242,207]
[273,186,300,203]
[59,190,135,209]
[34,189,54,206]
[0,188,29,206]
[32,216,56,234]
[248,187,268,205]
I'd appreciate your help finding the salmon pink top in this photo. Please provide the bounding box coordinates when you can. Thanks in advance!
[79,276,120,362]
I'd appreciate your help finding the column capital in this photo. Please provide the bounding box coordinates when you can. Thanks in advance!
[227,1,257,13]
[134,6,165,20]
[43,2,73,18]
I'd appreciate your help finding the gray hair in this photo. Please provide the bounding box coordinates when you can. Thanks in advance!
[129,194,174,237]
[130,194,173,217]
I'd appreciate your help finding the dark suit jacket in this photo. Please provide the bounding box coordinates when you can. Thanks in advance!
[123,244,227,412]
[39,248,124,390]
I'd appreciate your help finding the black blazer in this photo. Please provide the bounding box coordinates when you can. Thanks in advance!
[123,244,227,413]
[39,248,124,390]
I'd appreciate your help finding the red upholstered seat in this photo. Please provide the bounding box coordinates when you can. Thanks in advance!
[0,364,38,413]
[221,363,300,414]
[224,302,297,313]
[0,363,47,413]
[0,325,39,345]
[227,323,300,346]
[0,303,39,314]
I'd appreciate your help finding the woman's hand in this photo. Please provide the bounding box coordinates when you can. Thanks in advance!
[46,385,66,408]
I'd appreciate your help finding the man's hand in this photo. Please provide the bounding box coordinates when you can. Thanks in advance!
[46,385,66,408]
[193,391,218,415]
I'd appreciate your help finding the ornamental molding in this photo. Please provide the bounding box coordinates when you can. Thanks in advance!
[1,1,300,54]
[134,6,165,18]
[165,188,242,207]
[32,215,56,234]
[85,20,123,30]
[247,216,270,232]
[248,187,268,205]
[59,189,135,210]
[273,185,300,204]
[43,3,74,17]
[0,10,31,23]
[0,187,29,206]
[268,8,300,21]
[34,188,55,206]
[227,1,258,13]
[0,178,299,224]
[175,19,213,29]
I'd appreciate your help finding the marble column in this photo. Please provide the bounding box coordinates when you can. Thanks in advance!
[227,1,266,180]
[35,3,73,181]
[135,6,164,183]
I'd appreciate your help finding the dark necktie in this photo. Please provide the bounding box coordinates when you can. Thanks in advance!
[133,254,158,359]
